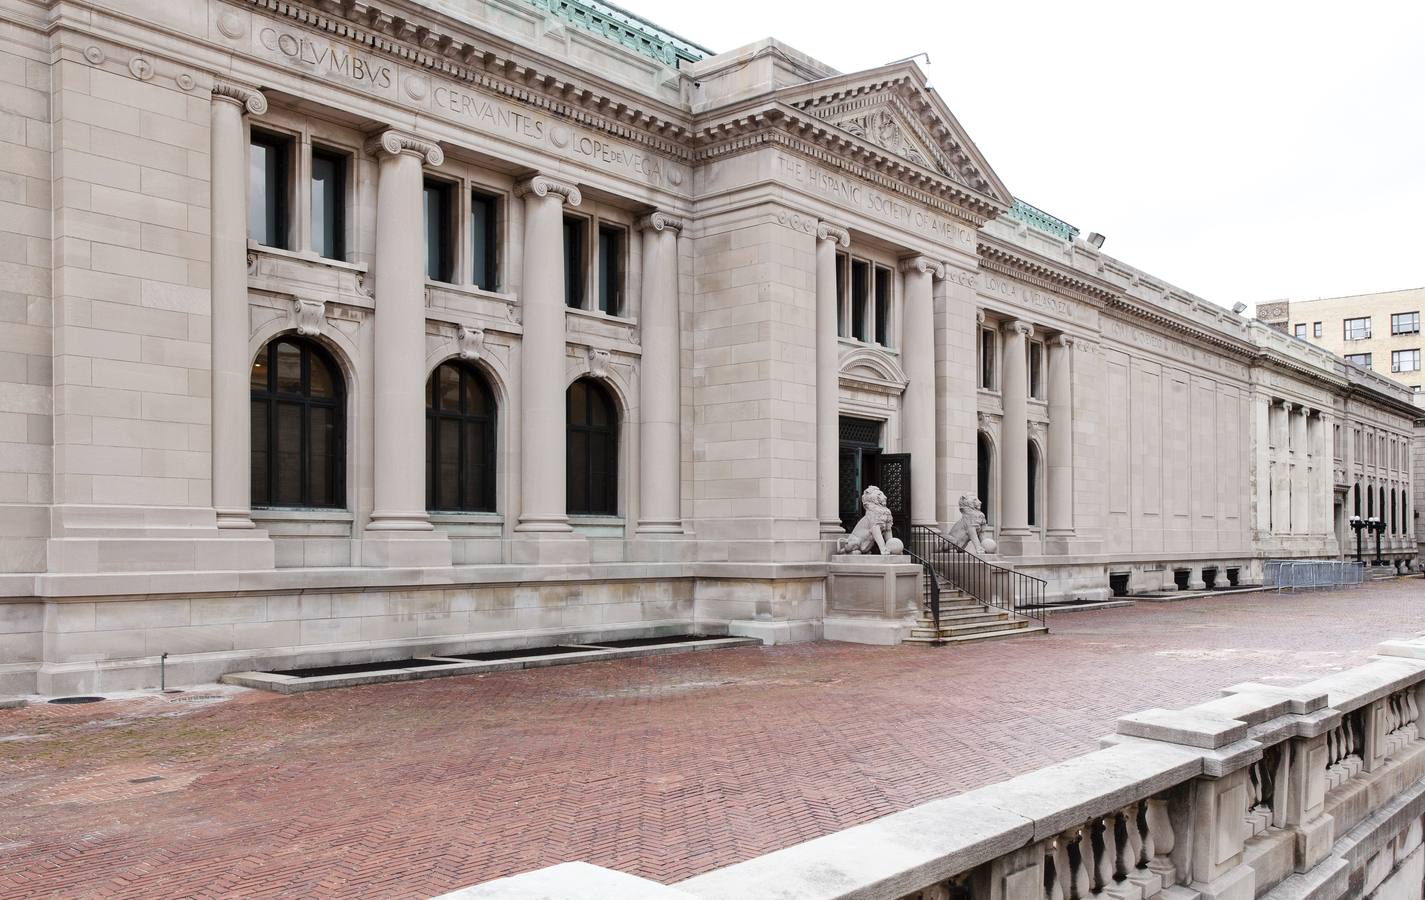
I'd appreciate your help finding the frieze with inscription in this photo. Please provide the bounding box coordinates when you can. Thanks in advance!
[980,273,1093,325]
[226,18,689,192]
[775,153,974,249]
[1102,317,1248,379]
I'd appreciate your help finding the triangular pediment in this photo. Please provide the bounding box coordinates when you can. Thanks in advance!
[777,63,1013,208]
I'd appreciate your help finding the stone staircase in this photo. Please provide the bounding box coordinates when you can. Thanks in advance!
[903,584,1048,645]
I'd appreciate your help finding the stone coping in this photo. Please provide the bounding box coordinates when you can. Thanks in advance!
[0,562,833,600]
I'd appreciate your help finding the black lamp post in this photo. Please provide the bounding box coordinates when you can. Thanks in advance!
[1368,516,1386,566]
[1349,515,1365,563]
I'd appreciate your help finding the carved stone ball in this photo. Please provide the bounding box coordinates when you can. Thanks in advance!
[980,537,998,555]
[884,538,904,555]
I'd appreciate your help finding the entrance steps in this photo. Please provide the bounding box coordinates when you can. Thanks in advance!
[903,588,1048,646]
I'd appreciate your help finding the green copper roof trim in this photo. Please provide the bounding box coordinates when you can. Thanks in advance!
[526,0,712,67]
[1007,199,1080,241]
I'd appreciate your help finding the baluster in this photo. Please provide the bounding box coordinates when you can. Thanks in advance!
[1406,690,1419,730]
[1091,817,1113,893]
[1064,828,1090,900]
[1325,727,1337,768]
[1135,800,1153,867]
[1112,812,1133,881]
[1145,797,1176,884]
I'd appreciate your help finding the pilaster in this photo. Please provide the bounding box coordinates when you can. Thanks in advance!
[634,211,684,537]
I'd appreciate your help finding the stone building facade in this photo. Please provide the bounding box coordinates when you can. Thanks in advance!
[0,0,1417,693]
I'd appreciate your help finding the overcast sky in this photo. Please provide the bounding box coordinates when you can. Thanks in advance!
[633,0,1425,312]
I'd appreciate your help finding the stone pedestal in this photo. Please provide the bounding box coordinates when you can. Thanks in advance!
[823,553,920,645]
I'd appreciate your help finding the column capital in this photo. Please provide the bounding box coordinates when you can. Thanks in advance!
[898,255,946,278]
[815,221,850,247]
[1277,398,1295,412]
[211,81,267,115]
[1050,333,1074,350]
[515,174,581,207]
[1002,318,1034,339]
[636,210,683,233]
[364,129,444,166]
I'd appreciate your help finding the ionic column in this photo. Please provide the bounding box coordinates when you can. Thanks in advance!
[1273,400,1292,534]
[363,131,450,566]
[210,82,267,529]
[1291,404,1309,533]
[515,175,582,533]
[1046,334,1074,538]
[636,211,683,534]
[900,256,944,526]
[816,222,850,535]
[999,319,1033,536]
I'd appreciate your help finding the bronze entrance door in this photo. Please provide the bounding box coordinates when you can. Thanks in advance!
[837,417,911,544]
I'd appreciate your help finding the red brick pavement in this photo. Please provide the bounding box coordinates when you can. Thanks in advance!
[3,580,1423,898]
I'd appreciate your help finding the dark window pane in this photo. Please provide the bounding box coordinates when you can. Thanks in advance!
[438,421,460,510]
[598,225,624,315]
[309,406,332,507]
[251,398,268,506]
[308,353,335,398]
[424,181,452,282]
[568,431,589,513]
[851,259,869,342]
[275,402,302,504]
[425,362,498,512]
[438,364,460,410]
[835,253,847,338]
[311,149,345,260]
[566,379,618,516]
[873,266,890,346]
[463,371,489,416]
[275,342,302,394]
[569,381,588,425]
[249,132,289,249]
[471,190,499,290]
[564,217,585,308]
[251,353,269,390]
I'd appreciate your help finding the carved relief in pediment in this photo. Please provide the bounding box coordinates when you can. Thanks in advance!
[835,109,940,174]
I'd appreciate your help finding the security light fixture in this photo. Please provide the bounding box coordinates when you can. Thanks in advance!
[1231,302,1248,315]
[1086,232,1106,248]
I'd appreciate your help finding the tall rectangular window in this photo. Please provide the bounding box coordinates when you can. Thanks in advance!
[873,265,891,346]
[1313,321,1322,338]
[597,224,625,315]
[249,130,291,249]
[1345,352,1372,368]
[834,252,848,338]
[1029,340,1044,399]
[470,189,499,290]
[1391,312,1420,335]
[979,327,996,390]
[310,147,346,261]
[423,179,453,282]
[1294,323,1306,339]
[1343,317,1371,340]
[1391,349,1420,373]
[563,216,586,309]
[850,259,869,342]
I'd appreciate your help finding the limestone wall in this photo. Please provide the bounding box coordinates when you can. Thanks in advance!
[460,633,1425,900]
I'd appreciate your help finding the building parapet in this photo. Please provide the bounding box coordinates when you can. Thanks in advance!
[1006,198,1079,240]
[523,0,712,67]
[461,633,1425,900]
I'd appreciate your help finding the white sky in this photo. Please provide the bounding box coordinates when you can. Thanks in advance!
[631,0,1425,312]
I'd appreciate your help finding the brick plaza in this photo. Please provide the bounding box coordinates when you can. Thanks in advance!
[4,581,1423,899]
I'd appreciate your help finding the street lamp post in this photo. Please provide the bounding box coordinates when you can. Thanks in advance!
[1349,515,1365,563]
[1369,516,1386,566]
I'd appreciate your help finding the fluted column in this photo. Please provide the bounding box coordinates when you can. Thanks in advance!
[636,211,683,534]
[816,222,850,535]
[515,175,582,534]
[1000,319,1033,537]
[363,131,450,566]
[900,256,943,526]
[1046,334,1074,539]
[210,83,267,529]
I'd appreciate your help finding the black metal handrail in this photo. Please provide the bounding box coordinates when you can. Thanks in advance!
[909,525,1048,626]
[904,547,943,644]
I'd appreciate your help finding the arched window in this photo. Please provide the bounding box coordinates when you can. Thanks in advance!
[251,337,344,508]
[977,432,993,524]
[426,361,496,512]
[567,378,618,516]
[1027,441,1041,528]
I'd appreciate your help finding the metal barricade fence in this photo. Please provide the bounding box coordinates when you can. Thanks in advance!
[1265,559,1366,592]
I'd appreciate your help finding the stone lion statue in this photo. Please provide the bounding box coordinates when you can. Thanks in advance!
[946,493,996,555]
[837,486,904,555]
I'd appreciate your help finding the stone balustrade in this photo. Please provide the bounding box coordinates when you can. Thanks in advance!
[446,634,1425,900]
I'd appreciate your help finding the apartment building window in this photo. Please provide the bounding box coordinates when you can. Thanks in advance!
[1391,312,1420,335]
[979,326,997,390]
[596,224,625,315]
[249,130,292,249]
[835,253,893,347]
[1343,317,1371,341]
[1391,349,1420,373]
[423,179,455,282]
[470,188,500,290]
[1028,340,1045,399]
[1313,322,1322,338]
[563,216,587,308]
[1345,352,1372,368]
[309,147,346,261]
[1294,324,1306,339]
